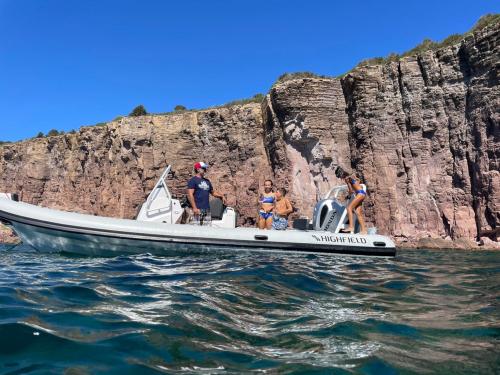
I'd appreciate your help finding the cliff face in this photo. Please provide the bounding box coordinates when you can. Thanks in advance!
[263,78,351,213]
[0,105,271,225]
[0,24,498,247]
[261,23,499,246]
[340,24,499,244]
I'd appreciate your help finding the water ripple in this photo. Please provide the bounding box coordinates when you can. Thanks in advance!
[0,244,498,374]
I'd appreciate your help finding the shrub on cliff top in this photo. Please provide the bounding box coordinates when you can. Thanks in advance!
[221,93,265,107]
[35,132,44,138]
[129,105,148,117]
[174,105,187,112]
[471,14,500,32]
[275,72,329,84]
[47,129,60,137]
[401,38,439,57]
[437,34,464,49]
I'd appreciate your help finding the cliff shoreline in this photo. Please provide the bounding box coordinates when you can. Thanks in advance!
[1,23,498,250]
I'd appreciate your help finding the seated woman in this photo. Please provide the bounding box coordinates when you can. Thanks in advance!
[258,179,275,230]
[272,188,293,230]
[339,170,367,234]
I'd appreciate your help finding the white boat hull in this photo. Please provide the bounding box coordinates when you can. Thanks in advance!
[0,199,396,257]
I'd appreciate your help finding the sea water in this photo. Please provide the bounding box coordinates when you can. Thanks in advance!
[0,244,498,374]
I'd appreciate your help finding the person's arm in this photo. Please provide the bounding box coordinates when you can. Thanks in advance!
[211,190,226,204]
[209,181,226,204]
[211,190,223,199]
[186,178,200,214]
[284,199,293,216]
[345,176,353,195]
[187,188,199,214]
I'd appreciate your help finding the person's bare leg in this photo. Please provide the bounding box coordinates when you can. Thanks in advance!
[258,216,266,229]
[345,195,364,232]
[355,205,367,234]
[346,204,354,232]
[265,216,273,230]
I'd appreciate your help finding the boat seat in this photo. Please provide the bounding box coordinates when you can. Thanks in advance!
[210,198,225,220]
[292,218,309,230]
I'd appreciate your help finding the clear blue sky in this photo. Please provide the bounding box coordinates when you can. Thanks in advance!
[1,0,498,142]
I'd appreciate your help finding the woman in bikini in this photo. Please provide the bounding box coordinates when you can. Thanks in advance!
[258,179,275,230]
[340,171,367,234]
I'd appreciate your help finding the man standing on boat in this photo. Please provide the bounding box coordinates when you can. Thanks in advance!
[186,162,225,226]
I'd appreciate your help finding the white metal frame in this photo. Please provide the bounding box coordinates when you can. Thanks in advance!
[138,165,177,223]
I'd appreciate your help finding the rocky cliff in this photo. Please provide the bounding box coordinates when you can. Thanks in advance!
[340,24,499,247]
[1,23,498,248]
[0,105,271,226]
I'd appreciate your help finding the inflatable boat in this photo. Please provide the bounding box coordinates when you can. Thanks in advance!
[0,166,396,257]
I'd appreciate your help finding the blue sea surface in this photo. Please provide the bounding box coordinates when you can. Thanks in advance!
[0,244,498,374]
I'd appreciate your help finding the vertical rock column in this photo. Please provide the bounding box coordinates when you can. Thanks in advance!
[262,78,351,218]
[340,23,499,241]
[459,25,499,239]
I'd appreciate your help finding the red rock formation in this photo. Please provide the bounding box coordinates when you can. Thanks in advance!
[261,23,498,248]
[263,78,351,214]
[0,23,498,248]
[0,105,272,226]
[340,24,499,246]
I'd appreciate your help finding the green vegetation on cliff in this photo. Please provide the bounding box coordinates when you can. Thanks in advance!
[47,129,63,137]
[345,14,499,74]
[275,72,329,85]
[221,93,265,107]
[470,13,500,32]
[174,105,187,112]
[129,105,148,117]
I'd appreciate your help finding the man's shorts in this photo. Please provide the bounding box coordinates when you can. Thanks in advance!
[272,215,288,230]
[189,208,212,226]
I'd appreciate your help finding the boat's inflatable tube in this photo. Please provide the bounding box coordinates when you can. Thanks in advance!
[0,199,396,257]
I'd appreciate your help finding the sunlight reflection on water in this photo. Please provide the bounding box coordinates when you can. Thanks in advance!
[0,245,498,373]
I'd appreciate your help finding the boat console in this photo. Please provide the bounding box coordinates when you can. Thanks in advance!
[135,166,237,228]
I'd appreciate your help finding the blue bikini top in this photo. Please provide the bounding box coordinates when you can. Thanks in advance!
[350,177,366,194]
[261,195,275,204]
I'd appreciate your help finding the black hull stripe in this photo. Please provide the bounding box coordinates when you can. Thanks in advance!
[0,210,396,256]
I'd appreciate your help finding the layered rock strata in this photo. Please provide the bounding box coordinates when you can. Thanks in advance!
[0,105,270,226]
[0,23,498,248]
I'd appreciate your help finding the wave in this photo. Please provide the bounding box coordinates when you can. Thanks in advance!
[0,248,498,373]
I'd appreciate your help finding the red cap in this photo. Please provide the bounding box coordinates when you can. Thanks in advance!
[194,162,208,170]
